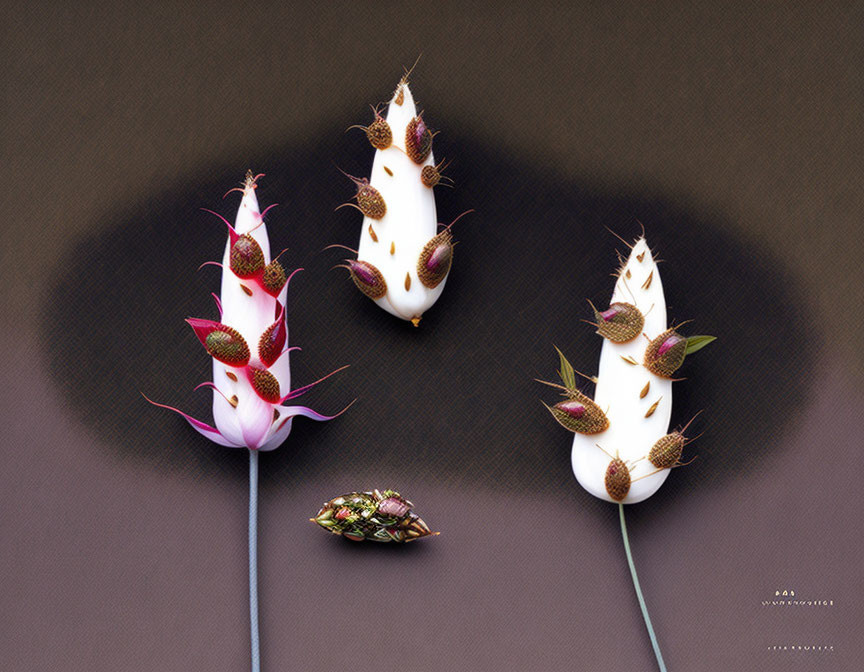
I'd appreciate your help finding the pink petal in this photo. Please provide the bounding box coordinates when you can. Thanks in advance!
[185,317,223,347]
[278,400,355,423]
[280,365,350,403]
[142,394,241,448]
[211,293,223,318]
[200,208,239,247]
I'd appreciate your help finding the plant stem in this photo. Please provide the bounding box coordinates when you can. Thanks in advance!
[619,503,666,672]
[249,449,260,672]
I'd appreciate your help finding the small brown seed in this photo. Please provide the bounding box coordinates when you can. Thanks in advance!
[645,398,662,418]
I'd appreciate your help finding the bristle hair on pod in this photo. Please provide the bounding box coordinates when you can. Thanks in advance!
[420,159,452,189]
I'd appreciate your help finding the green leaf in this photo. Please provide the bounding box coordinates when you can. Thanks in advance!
[554,345,576,390]
[684,335,716,356]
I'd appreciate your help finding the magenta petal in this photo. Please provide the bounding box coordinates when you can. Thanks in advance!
[142,394,240,447]
[278,402,352,422]
[185,317,223,348]
[201,208,239,247]
[285,267,303,291]
[193,381,233,406]
[259,306,287,368]
[211,293,223,318]
[280,364,350,402]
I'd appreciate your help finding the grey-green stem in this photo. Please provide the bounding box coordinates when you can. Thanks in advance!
[249,449,260,672]
[619,503,667,672]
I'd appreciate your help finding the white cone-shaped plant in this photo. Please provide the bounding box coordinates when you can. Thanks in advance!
[572,237,674,503]
[538,231,714,672]
[146,171,350,672]
[336,73,465,327]
[541,235,712,504]
[147,171,349,450]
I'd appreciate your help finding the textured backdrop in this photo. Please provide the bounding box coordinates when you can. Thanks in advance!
[2,2,862,671]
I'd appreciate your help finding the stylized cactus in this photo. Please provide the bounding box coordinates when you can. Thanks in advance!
[147,171,349,450]
[335,70,467,327]
[541,235,711,503]
[146,171,350,672]
[538,231,714,671]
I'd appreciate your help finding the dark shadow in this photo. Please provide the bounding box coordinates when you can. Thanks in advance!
[40,122,819,506]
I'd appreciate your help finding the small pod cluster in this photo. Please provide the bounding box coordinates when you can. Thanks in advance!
[311,489,437,543]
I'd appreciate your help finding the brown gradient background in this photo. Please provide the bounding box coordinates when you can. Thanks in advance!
[2,2,862,671]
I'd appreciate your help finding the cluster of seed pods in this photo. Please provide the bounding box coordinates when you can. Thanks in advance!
[335,72,463,327]
[147,171,347,451]
[540,236,701,504]
[311,489,436,542]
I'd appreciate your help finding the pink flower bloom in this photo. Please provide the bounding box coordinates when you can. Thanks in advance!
[147,171,348,450]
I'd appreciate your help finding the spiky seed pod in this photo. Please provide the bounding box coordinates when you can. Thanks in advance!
[365,115,392,150]
[204,327,251,366]
[592,302,644,343]
[417,230,453,289]
[644,329,687,378]
[420,164,440,187]
[355,181,387,220]
[250,367,281,403]
[405,116,433,164]
[347,259,387,299]
[545,388,610,435]
[605,458,631,501]
[648,433,685,469]
[311,490,436,543]
[258,314,286,368]
[230,234,266,278]
[261,259,287,296]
